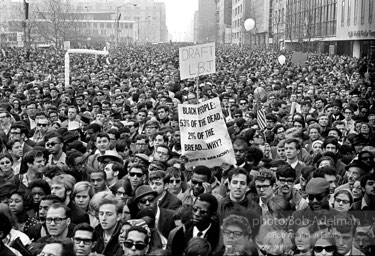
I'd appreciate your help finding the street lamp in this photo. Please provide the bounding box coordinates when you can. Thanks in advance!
[115,3,137,47]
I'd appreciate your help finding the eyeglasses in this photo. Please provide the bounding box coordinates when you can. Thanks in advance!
[0,161,11,165]
[9,131,21,135]
[334,198,350,204]
[223,229,244,238]
[73,237,92,245]
[191,179,203,187]
[260,249,283,256]
[123,240,147,250]
[138,196,155,204]
[255,184,271,190]
[169,179,181,184]
[129,172,143,178]
[45,217,68,224]
[308,193,327,202]
[234,115,242,118]
[192,206,210,215]
[155,151,168,156]
[313,245,335,253]
[239,102,247,105]
[46,142,59,147]
[146,126,157,129]
[37,123,49,127]
[278,178,294,185]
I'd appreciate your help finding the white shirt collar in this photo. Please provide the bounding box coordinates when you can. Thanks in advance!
[193,223,211,238]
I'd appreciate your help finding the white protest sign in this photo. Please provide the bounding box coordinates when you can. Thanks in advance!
[178,97,236,168]
[179,42,216,80]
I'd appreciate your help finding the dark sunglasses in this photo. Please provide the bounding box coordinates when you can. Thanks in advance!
[46,142,58,147]
[37,123,49,127]
[191,179,203,186]
[308,193,326,202]
[123,240,147,250]
[138,196,155,204]
[129,172,143,178]
[313,245,335,253]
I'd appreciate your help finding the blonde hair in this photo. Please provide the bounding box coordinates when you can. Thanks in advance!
[262,230,293,255]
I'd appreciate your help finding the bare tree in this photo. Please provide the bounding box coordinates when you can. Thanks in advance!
[35,0,84,48]
[10,2,39,46]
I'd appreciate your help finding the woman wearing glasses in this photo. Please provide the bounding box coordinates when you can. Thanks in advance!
[311,231,337,256]
[332,189,354,214]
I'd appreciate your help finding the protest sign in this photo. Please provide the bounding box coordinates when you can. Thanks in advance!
[291,51,308,66]
[178,97,236,168]
[179,42,216,80]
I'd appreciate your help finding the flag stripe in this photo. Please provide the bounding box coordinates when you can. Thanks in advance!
[257,109,267,130]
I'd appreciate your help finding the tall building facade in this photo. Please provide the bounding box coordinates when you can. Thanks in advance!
[216,0,232,44]
[336,0,375,57]
[196,0,216,43]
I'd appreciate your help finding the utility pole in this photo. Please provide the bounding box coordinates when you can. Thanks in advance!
[23,0,29,51]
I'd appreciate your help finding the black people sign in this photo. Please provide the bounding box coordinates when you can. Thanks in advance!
[179,42,216,80]
[178,97,236,168]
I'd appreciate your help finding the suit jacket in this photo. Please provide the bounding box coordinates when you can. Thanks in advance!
[167,220,221,256]
[67,201,90,225]
[158,207,176,239]
[158,191,182,210]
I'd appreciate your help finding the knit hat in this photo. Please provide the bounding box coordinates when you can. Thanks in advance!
[306,178,330,195]
[134,185,158,203]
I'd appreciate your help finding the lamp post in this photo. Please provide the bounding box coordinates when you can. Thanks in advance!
[115,3,136,47]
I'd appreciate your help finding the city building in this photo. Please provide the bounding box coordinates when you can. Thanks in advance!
[195,0,216,43]
[285,0,374,57]
[0,0,167,48]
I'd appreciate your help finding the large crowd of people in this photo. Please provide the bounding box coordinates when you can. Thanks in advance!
[0,43,374,256]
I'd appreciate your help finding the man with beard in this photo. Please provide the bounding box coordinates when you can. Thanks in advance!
[134,185,175,242]
[51,174,89,225]
[275,165,308,211]
[351,173,375,226]
[167,193,220,256]
[288,178,339,232]
[92,198,123,256]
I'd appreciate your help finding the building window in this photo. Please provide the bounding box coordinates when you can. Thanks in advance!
[361,0,365,24]
[354,0,358,24]
[347,0,351,25]
[341,0,345,26]
[369,0,373,23]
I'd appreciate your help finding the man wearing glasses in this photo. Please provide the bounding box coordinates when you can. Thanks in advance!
[32,116,50,143]
[44,131,66,168]
[134,185,175,241]
[275,165,308,211]
[167,193,220,256]
[122,226,150,256]
[288,178,339,232]
[72,223,96,256]
[37,203,73,243]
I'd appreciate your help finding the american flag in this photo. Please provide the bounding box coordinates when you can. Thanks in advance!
[257,108,267,130]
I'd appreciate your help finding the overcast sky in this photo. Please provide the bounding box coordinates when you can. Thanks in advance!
[161,0,198,40]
